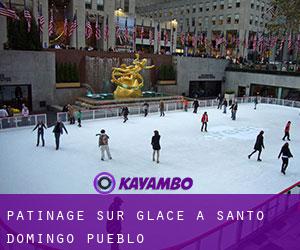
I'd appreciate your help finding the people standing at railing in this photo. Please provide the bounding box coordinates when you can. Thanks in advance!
[282,121,291,141]
[52,121,68,150]
[159,100,165,117]
[248,130,265,162]
[0,106,9,118]
[32,121,47,147]
[143,102,149,117]
[151,130,161,164]
[230,102,238,120]
[67,104,75,125]
[201,112,208,132]
[217,94,223,109]
[121,106,129,123]
[76,110,82,127]
[96,129,112,161]
[21,104,29,117]
[222,98,228,114]
[278,142,293,175]
[192,99,199,113]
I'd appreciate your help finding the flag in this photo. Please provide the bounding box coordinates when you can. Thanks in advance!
[149,20,153,46]
[253,34,257,51]
[157,22,161,51]
[85,15,93,39]
[133,18,136,49]
[104,15,109,41]
[279,37,285,51]
[23,1,32,33]
[124,17,129,42]
[216,33,224,46]
[69,12,78,37]
[140,19,144,44]
[258,34,264,51]
[288,33,292,51]
[37,4,45,33]
[180,31,185,47]
[63,11,68,37]
[115,15,122,44]
[95,17,101,40]
[270,35,278,48]
[192,28,197,48]
[48,8,54,36]
[163,24,168,47]
[0,1,19,19]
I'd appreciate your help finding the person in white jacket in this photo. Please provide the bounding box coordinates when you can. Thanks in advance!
[22,104,29,117]
[96,129,112,161]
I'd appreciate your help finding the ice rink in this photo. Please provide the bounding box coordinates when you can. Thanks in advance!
[0,103,299,194]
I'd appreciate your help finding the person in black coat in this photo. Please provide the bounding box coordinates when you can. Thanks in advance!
[151,130,161,164]
[222,98,228,114]
[121,106,129,123]
[278,142,293,175]
[52,121,68,150]
[192,99,199,113]
[248,130,264,161]
[230,102,238,120]
[143,102,149,117]
[33,121,47,147]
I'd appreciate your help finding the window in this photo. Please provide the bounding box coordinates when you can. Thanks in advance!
[97,0,104,11]
[227,14,232,24]
[206,2,210,11]
[85,0,92,9]
[212,16,216,25]
[192,17,195,26]
[213,1,217,10]
[186,18,190,27]
[255,16,258,26]
[186,6,190,14]
[228,0,233,9]
[204,17,209,28]
[234,14,239,24]
[260,21,263,27]
[193,5,196,13]
[219,15,224,25]
[199,4,203,12]
[236,0,240,8]
[249,14,253,25]
[256,1,260,10]
[198,17,202,26]
[261,2,265,12]
[181,7,184,14]
[220,0,224,9]
[124,0,129,12]
[251,0,254,9]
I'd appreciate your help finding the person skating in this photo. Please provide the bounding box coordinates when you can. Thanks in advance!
[96,129,112,161]
[217,94,223,109]
[183,99,189,112]
[192,99,199,113]
[143,102,149,117]
[254,96,258,110]
[32,121,47,147]
[201,112,208,132]
[76,109,82,127]
[230,102,238,120]
[159,100,165,117]
[248,130,265,161]
[278,142,293,175]
[52,121,68,150]
[67,104,75,125]
[222,98,228,114]
[121,106,129,123]
[151,130,161,164]
[282,121,291,141]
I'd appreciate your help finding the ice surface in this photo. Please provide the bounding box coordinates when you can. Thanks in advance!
[0,103,299,194]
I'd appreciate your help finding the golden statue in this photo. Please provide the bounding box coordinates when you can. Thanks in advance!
[111,54,155,99]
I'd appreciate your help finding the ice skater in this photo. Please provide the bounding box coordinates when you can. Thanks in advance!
[67,104,75,125]
[278,142,293,175]
[201,112,208,132]
[192,99,199,113]
[230,102,238,120]
[183,98,189,112]
[248,130,265,161]
[159,100,165,117]
[222,98,228,114]
[254,96,258,110]
[217,94,222,109]
[96,129,112,161]
[121,106,129,123]
[151,130,161,164]
[143,102,149,117]
[76,109,82,127]
[32,121,47,147]
[52,121,68,150]
[282,121,291,141]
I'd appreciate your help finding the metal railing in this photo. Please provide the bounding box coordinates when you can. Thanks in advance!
[0,114,47,130]
[165,182,300,250]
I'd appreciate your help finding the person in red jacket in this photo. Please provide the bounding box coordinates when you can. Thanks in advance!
[201,112,208,132]
[282,121,291,141]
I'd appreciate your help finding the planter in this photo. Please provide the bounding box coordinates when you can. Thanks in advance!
[56,82,81,89]
[157,80,176,85]
[224,93,235,101]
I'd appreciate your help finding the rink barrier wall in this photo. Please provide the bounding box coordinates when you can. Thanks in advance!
[0,114,47,130]
[165,181,300,250]
[56,96,300,123]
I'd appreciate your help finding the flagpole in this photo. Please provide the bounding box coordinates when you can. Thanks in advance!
[75,9,78,49]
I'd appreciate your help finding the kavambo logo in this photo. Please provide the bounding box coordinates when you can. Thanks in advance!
[93,172,193,194]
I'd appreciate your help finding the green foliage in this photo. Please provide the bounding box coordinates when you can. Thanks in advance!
[56,63,79,83]
[225,90,235,94]
[7,13,42,51]
[158,64,176,80]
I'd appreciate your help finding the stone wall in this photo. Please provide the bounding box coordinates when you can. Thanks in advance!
[0,50,55,111]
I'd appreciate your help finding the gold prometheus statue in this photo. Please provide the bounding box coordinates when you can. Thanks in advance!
[111,54,155,99]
